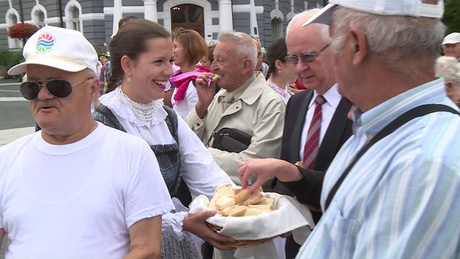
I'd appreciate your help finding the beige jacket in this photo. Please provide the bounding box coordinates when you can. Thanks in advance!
[186,72,285,185]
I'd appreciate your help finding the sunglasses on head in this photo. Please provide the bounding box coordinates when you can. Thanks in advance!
[284,44,330,64]
[20,78,93,100]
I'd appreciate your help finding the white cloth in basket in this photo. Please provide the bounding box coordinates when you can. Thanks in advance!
[189,192,315,259]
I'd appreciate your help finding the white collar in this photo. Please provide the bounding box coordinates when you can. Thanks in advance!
[99,87,167,128]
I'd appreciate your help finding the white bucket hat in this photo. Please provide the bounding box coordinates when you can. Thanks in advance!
[442,32,460,45]
[303,0,444,26]
[8,26,98,76]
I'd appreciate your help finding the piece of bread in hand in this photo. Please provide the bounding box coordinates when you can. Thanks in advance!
[233,189,251,204]
[212,74,222,81]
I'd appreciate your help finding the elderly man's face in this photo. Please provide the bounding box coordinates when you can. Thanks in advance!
[286,24,336,95]
[443,43,460,59]
[26,65,96,135]
[211,42,249,92]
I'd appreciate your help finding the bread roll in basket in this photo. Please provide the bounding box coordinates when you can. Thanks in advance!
[189,184,315,248]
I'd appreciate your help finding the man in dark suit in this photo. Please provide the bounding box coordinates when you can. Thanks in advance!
[237,9,353,258]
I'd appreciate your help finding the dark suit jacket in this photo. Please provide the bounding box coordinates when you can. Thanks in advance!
[272,89,353,258]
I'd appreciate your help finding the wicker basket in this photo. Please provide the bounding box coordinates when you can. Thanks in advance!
[207,222,275,248]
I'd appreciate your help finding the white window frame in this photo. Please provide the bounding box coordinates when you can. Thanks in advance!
[65,0,83,32]
[5,9,21,49]
[31,5,48,28]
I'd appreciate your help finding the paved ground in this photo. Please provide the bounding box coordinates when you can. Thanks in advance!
[0,77,35,148]
[0,127,35,147]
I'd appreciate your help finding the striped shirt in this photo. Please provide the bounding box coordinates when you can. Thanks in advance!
[296,78,460,259]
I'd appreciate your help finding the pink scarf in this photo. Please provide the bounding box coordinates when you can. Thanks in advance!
[170,65,211,105]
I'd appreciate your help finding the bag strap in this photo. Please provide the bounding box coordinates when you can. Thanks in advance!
[325,104,460,211]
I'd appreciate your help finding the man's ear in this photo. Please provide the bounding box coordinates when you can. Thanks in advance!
[350,28,368,66]
[89,78,99,101]
[241,58,253,74]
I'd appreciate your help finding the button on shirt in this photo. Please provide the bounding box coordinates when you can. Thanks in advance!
[296,78,460,259]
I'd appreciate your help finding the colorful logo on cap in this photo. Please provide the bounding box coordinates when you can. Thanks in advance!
[35,32,55,53]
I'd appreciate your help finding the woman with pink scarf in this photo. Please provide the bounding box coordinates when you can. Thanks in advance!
[170,29,208,118]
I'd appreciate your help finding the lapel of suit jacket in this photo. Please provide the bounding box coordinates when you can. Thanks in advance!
[315,98,352,171]
[289,90,314,163]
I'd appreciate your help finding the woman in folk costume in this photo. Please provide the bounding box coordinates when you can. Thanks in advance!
[92,19,235,259]
[170,28,209,119]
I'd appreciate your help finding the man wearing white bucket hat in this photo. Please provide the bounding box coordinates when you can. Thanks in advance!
[0,26,173,258]
[442,32,460,60]
[292,0,460,258]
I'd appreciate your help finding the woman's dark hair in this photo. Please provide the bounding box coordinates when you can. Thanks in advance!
[173,28,207,66]
[118,16,138,28]
[107,19,171,92]
[265,37,288,80]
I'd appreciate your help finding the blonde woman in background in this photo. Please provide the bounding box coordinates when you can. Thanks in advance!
[170,28,208,118]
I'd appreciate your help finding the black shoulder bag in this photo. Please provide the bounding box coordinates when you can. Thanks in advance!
[325,104,460,211]
[211,128,252,153]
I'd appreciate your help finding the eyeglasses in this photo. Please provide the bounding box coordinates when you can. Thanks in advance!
[285,44,330,64]
[20,78,93,100]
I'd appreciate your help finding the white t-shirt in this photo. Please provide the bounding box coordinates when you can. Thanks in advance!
[0,123,173,258]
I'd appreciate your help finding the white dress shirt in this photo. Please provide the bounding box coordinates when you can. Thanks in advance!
[300,84,342,160]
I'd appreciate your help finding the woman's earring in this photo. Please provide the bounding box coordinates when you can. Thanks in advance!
[278,70,282,74]
[127,76,132,82]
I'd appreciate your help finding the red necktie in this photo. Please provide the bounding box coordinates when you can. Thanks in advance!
[302,95,326,168]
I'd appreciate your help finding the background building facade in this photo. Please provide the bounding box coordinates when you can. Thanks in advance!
[0,0,325,53]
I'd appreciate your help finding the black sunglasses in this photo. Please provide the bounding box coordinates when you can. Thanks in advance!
[20,78,93,100]
[285,44,330,64]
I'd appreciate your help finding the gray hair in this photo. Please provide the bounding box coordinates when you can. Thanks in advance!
[436,56,460,87]
[330,6,446,78]
[286,9,331,44]
[218,31,257,70]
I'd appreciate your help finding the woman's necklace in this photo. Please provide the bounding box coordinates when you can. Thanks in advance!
[116,87,156,121]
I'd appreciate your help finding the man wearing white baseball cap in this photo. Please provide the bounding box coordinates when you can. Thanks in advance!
[294,0,460,258]
[1,26,173,258]
[442,32,460,60]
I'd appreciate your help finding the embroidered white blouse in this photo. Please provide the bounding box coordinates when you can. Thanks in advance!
[267,80,293,105]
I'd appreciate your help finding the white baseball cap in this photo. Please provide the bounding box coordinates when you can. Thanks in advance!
[442,32,460,45]
[8,26,98,76]
[303,0,444,27]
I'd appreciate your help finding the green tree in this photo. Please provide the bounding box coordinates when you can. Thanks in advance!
[443,0,460,34]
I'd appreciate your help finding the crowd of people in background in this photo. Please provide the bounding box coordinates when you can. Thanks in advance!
[1,0,459,258]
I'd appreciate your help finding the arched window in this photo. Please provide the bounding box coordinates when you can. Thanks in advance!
[6,10,21,48]
[32,5,47,28]
[65,1,82,32]
[69,7,80,31]
[271,18,283,42]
